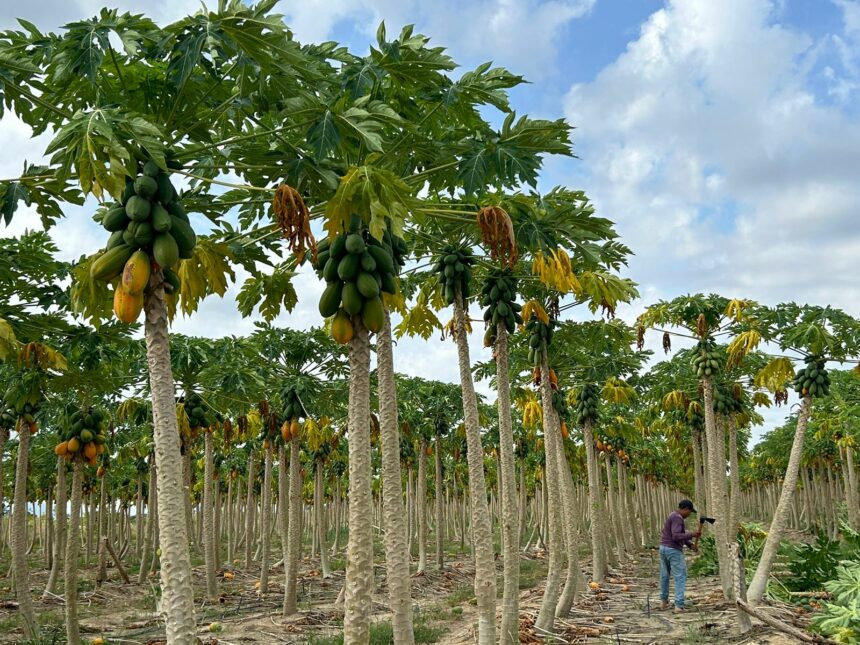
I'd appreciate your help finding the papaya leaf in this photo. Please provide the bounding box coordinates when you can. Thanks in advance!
[0,317,19,361]
[236,264,298,321]
[69,253,114,328]
[754,357,795,393]
[175,238,236,317]
[395,290,442,340]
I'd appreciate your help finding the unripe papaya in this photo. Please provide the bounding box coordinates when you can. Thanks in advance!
[134,175,158,199]
[113,288,144,324]
[121,250,151,295]
[361,296,384,333]
[153,233,180,268]
[91,245,134,282]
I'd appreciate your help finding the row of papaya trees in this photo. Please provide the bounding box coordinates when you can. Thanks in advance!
[0,3,859,644]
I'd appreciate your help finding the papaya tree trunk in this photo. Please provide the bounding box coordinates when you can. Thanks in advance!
[702,381,732,598]
[343,320,375,642]
[582,418,609,583]
[278,445,288,573]
[845,445,859,532]
[136,474,143,561]
[417,439,428,573]
[96,475,108,587]
[452,296,496,644]
[11,421,38,639]
[259,442,273,594]
[44,455,66,597]
[728,417,741,544]
[139,462,157,584]
[244,449,256,570]
[556,427,585,617]
[377,309,415,644]
[0,427,6,558]
[314,464,332,578]
[535,350,564,632]
[144,275,196,644]
[65,461,84,645]
[495,324,520,644]
[434,431,444,570]
[283,435,302,615]
[748,395,812,604]
[203,430,218,601]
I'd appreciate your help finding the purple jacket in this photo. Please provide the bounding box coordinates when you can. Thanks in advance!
[661,511,694,551]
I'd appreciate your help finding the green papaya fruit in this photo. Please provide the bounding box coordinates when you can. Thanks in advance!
[152,203,172,232]
[134,175,158,199]
[126,195,151,222]
[356,272,380,299]
[103,205,130,232]
[361,296,384,333]
[341,282,363,316]
[319,282,343,318]
[153,233,180,268]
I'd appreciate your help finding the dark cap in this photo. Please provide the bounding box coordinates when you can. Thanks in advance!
[679,499,697,513]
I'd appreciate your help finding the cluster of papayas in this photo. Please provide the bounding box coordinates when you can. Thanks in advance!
[552,388,569,420]
[692,340,721,378]
[792,356,830,398]
[480,268,522,346]
[712,387,742,415]
[434,245,474,305]
[525,315,555,366]
[313,215,407,342]
[55,407,107,465]
[91,158,193,323]
[595,437,629,462]
[2,395,39,433]
[184,393,213,429]
[575,383,601,425]
[280,386,305,443]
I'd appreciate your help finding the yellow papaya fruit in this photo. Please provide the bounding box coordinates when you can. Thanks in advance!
[290,419,300,437]
[84,442,97,459]
[67,437,81,453]
[54,441,68,456]
[121,250,151,295]
[114,288,144,324]
[331,309,354,344]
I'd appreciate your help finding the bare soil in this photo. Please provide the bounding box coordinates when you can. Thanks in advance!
[0,548,820,644]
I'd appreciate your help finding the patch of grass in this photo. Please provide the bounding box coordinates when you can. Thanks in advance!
[447,583,474,606]
[518,558,545,589]
[304,615,446,644]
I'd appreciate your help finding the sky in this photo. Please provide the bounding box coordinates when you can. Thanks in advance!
[2,0,859,444]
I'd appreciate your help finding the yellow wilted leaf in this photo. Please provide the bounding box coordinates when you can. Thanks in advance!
[521,300,549,325]
[602,377,635,404]
[176,403,190,437]
[246,409,263,438]
[531,250,582,294]
[726,330,761,368]
[752,392,772,408]
[0,317,19,362]
[662,390,687,411]
[686,400,702,418]
[754,357,795,393]
[725,299,755,322]
[395,283,442,340]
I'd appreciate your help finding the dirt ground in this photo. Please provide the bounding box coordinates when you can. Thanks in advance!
[0,548,820,644]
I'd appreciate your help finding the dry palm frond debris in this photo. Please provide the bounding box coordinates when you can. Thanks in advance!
[477,205,517,267]
[273,184,316,263]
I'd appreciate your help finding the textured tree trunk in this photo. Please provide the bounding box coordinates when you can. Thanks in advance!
[11,422,38,638]
[495,324,520,644]
[692,430,705,513]
[44,455,67,597]
[844,445,859,531]
[377,311,415,644]
[139,463,157,584]
[452,297,496,644]
[65,461,84,645]
[278,446,288,573]
[582,419,608,582]
[747,395,813,604]
[536,350,564,632]
[144,276,196,644]
[96,475,108,587]
[343,320,375,642]
[314,464,332,578]
[434,432,444,570]
[0,427,6,557]
[703,383,732,598]
[227,475,235,567]
[604,457,626,563]
[182,448,195,554]
[728,417,741,544]
[556,421,585,618]
[244,449,256,570]
[203,430,218,601]
[259,442,273,594]
[283,436,302,615]
[136,474,144,560]
[417,439,428,573]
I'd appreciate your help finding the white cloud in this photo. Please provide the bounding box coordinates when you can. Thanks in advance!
[279,0,595,79]
[564,0,860,440]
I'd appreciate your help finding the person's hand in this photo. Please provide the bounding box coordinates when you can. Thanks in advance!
[694,529,702,538]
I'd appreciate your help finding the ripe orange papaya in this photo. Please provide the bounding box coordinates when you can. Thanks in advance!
[114,288,144,324]
[561,421,569,440]
[67,437,81,453]
[54,441,68,456]
[331,309,354,344]
[121,249,151,295]
[84,442,97,460]
[281,422,291,443]
[290,419,300,437]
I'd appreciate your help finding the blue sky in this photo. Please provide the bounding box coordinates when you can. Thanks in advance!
[1,0,859,443]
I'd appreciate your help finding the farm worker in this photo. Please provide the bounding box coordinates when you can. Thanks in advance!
[659,499,701,612]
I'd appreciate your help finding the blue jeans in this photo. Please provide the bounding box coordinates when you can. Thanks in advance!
[659,545,687,607]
